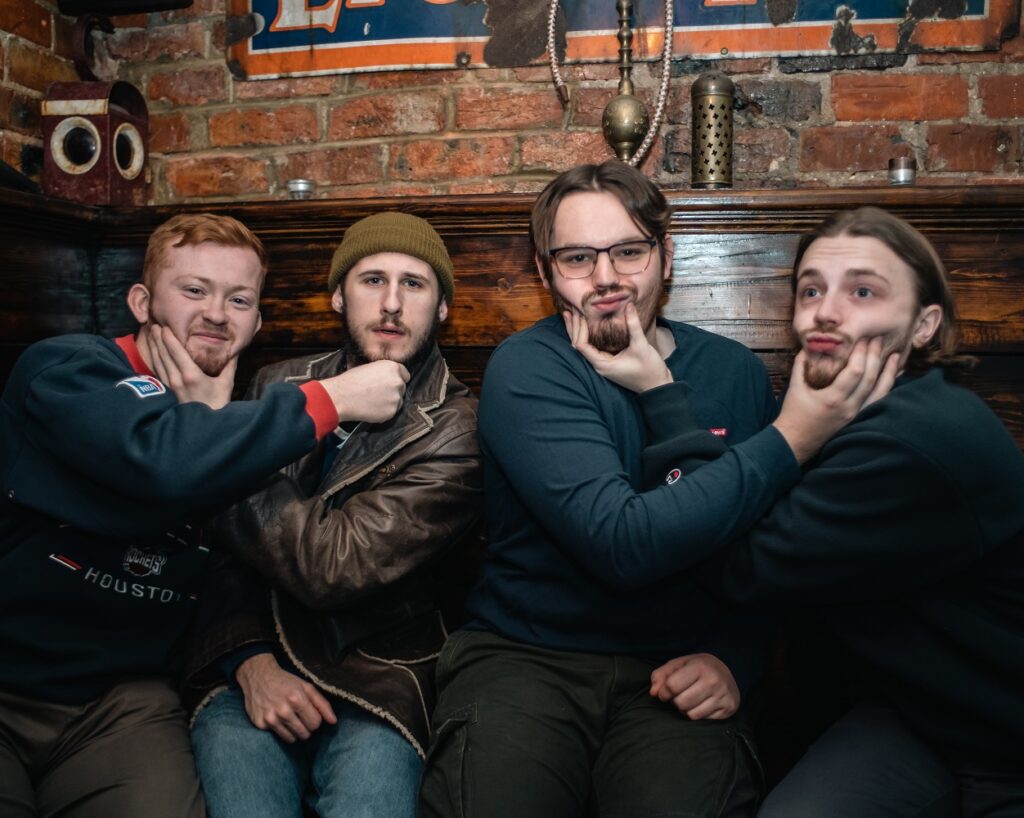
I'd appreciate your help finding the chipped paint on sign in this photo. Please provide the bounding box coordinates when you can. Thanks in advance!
[228,0,1019,80]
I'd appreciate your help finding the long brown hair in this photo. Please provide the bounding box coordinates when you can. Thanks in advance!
[793,207,971,369]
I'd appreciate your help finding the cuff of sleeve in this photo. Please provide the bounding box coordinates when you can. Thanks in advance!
[219,643,274,684]
[735,425,803,488]
[637,380,699,441]
[300,381,339,441]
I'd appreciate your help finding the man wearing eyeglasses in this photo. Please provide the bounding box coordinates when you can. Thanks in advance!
[420,161,885,817]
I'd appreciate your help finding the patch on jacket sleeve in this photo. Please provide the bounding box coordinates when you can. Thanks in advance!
[115,375,166,398]
[665,467,682,485]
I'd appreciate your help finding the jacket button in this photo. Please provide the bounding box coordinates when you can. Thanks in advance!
[6,490,14,500]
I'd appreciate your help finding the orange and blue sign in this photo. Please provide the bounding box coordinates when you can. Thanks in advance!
[229,0,1018,80]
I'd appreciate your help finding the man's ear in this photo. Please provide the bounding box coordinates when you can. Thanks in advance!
[661,236,674,281]
[912,304,942,349]
[127,283,151,325]
[437,299,449,323]
[330,287,344,315]
[255,310,263,335]
[535,253,552,293]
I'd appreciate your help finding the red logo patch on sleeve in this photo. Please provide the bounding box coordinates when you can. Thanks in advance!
[709,427,728,438]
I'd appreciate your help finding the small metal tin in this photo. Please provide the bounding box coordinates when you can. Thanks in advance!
[286,178,314,199]
[888,157,917,186]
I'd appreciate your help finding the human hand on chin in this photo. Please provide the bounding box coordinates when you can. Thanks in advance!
[563,304,672,393]
[143,324,236,409]
[773,336,899,464]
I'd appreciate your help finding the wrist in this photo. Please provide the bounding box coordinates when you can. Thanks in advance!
[771,418,818,464]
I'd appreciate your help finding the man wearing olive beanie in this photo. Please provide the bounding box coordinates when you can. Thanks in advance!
[184,212,481,818]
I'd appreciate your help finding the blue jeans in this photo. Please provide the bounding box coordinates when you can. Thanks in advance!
[759,701,1024,818]
[191,687,421,818]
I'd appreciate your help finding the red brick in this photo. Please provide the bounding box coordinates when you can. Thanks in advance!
[573,64,621,82]
[328,92,445,139]
[326,182,439,199]
[513,66,561,83]
[210,19,226,53]
[105,22,205,62]
[800,125,908,172]
[570,86,617,128]
[737,79,821,123]
[0,87,41,135]
[7,41,77,93]
[469,68,515,82]
[209,105,319,147]
[634,133,665,174]
[148,67,227,106]
[164,154,270,197]
[735,127,792,175]
[926,124,1018,173]
[979,75,1024,120]
[455,87,563,130]
[276,145,385,186]
[0,1,52,49]
[665,84,692,126]
[391,136,515,181]
[353,69,463,90]
[149,112,192,153]
[832,74,967,121]
[0,131,40,176]
[107,13,148,28]
[520,131,609,168]
[571,86,657,130]
[235,76,338,100]
[447,180,519,194]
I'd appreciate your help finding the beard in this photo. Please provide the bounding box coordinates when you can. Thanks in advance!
[802,323,914,390]
[341,308,441,374]
[187,340,233,377]
[552,277,664,355]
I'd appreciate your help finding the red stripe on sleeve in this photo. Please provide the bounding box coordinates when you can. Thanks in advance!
[299,381,339,441]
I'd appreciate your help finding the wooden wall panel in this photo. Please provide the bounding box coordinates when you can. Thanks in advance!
[2,185,1023,446]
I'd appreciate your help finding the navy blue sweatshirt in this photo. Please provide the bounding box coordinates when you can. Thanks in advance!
[646,368,1024,763]
[0,333,337,702]
[465,315,799,688]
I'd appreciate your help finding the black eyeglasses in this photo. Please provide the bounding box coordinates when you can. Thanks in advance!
[549,239,658,279]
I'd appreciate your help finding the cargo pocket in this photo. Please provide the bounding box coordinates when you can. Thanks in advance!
[419,703,477,818]
[718,727,767,818]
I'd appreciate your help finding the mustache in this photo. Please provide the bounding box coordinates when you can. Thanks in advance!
[188,322,231,340]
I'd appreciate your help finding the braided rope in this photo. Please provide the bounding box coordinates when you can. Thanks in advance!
[547,0,675,165]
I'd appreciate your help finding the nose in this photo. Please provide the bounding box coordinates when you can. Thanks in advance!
[591,250,619,289]
[812,291,841,327]
[381,280,402,316]
[203,297,227,325]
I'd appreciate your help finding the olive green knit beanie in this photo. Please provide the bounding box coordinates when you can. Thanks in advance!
[327,212,455,304]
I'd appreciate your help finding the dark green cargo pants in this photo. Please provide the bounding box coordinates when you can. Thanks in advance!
[420,629,763,818]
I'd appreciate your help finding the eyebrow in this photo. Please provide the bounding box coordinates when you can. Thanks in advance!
[796,267,889,283]
[356,268,432,281]
[174,274,257,294]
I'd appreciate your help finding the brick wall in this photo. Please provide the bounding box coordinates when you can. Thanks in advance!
[0,0,78,180]
[3,0,1022,202]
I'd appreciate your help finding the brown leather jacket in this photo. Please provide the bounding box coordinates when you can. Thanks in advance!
[181,345,481,757]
